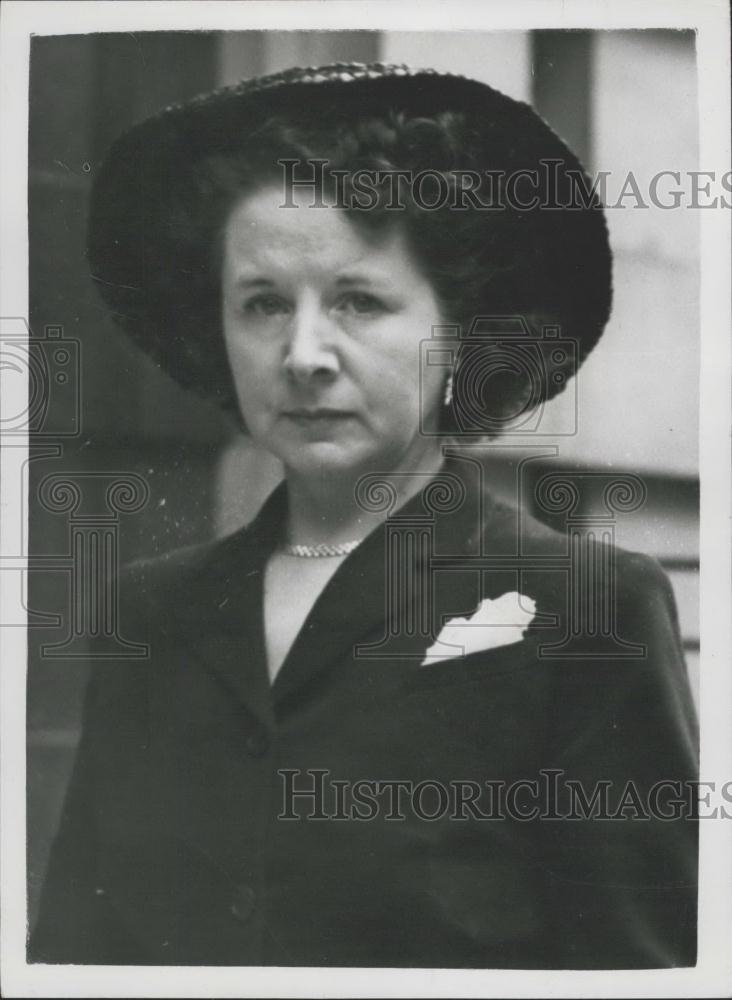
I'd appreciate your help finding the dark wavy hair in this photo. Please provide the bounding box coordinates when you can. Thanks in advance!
[90,95,612,434]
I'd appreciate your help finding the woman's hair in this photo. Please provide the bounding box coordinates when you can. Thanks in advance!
[99,102,612,434]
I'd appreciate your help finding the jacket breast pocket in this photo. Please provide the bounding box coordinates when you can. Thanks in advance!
[403,639,539,695]
[395,639,551,770]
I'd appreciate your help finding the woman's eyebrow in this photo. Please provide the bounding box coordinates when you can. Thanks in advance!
[231,275,276,290]
[334,271,391,287]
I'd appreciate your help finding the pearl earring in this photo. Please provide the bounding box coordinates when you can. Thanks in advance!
[444,374,454,407]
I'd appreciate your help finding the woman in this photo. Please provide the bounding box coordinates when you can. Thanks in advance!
[30,62,698,969]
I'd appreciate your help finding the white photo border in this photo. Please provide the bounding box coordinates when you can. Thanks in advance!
[2,1,730,997]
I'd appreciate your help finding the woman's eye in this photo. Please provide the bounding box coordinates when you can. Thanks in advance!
[242,294,290,317]
[336,293,386,316]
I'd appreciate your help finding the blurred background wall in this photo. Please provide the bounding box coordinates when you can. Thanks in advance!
[27,29,699,924]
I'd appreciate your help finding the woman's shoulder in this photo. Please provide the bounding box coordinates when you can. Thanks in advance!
[488,494,673,584]
[120,530,238,588]
[117,524,252,618]
[117,481,286,619]
[86,524,257,705]
[482,494,682,650]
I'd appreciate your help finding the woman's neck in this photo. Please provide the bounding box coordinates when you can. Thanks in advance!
[282,442,447,548]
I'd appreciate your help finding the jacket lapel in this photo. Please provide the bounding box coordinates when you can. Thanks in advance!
[270,453,520,707]
[181,484,287,725]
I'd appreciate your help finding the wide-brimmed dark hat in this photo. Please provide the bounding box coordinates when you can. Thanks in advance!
[87,61,612,417]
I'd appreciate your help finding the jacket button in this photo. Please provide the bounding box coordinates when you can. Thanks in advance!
[230,884,256,922]
[245,729,269,757]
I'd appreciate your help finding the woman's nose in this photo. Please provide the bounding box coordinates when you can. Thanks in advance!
[282,301,339,382]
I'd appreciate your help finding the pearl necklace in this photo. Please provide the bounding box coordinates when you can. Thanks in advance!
[282,540,361,558]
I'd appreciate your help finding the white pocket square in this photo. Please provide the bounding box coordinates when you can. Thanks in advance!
[421,591,537,666]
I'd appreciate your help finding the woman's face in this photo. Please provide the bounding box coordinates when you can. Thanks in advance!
[221,184,446,478]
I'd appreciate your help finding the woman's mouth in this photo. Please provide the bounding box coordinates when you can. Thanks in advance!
[283,409,355,431]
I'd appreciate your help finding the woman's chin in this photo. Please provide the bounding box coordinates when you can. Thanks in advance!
[279,440,373,476]
[274,436,411,480]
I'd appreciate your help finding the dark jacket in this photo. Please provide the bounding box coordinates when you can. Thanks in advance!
[29,455,698,968]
